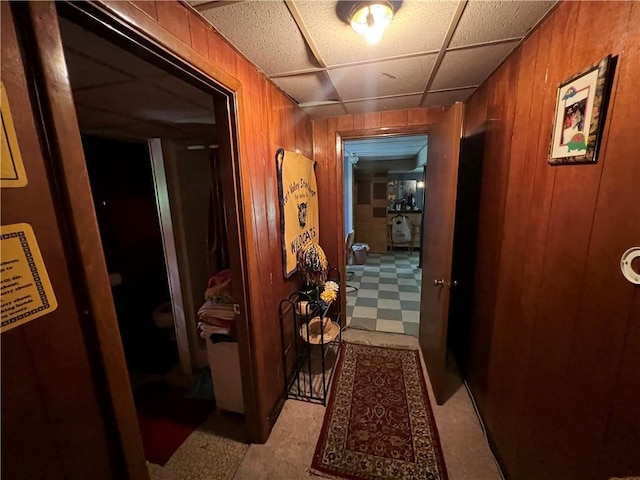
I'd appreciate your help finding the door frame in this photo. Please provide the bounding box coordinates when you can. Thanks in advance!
[18,2,259,475]
[334,125,431,324]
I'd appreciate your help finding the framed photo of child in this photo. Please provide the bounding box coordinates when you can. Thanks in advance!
[549,55,613,165]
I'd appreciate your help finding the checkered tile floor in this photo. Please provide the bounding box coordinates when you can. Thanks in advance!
[346,251,422,336]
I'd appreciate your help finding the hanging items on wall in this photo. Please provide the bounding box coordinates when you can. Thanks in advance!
[276,148,320,278]
[548,55,614,165]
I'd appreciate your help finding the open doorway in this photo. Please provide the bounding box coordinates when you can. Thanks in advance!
[57,13,248,467]
[343,134,427,336]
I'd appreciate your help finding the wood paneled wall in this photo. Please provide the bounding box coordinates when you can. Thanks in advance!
[101,1,313,442]
[464,2,640,478]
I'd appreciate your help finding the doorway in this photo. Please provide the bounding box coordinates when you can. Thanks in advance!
[342,134,427,336]
[57,11,248,466]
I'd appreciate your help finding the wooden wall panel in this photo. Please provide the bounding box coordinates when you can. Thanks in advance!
[477,29,541,470]
[464,2,640,478]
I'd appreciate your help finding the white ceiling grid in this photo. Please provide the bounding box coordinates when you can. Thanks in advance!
[191,0,556,118]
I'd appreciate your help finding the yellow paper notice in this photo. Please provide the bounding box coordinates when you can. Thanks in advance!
[1,223,57,333]
[1,82,28,188]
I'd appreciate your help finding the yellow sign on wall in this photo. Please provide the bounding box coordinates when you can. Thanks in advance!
[1,223,57,333]
[1,82,28,188]
[276,149,320,277]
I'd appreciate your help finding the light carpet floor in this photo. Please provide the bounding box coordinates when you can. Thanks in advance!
[151,329,502,480]
[235,329,503,480]
[148,412,248,480]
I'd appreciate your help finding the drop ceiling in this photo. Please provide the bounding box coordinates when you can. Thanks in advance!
[59,18,217,143]
[189,0,556,118]
[345,134,427,171]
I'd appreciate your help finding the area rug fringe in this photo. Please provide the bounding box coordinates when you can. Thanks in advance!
[306,467,343,479]
[342,338,419,351]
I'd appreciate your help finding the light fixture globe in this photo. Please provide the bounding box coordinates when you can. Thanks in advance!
[349,1,394,44]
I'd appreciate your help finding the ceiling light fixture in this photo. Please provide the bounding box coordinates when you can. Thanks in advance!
[349,1,394,45]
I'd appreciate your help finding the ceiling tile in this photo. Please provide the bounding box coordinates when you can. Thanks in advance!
[87,122,201,143]
[59,18,166,79]
[272,72,339,104]
[450,0,556,48]
[201,2,319,75]
[345,135,427,159]
[295,1,457,66]
[346,95,422,115]
[74,106,134,131]
[151,75,214,110]
[329,55,436,102]
[431,41,519,90]
[302,103,346,119]
[423,88,477,107]
[64,51,133,90]
[73,82,211,124]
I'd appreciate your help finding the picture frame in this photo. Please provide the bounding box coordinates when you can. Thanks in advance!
[549,55,613,165]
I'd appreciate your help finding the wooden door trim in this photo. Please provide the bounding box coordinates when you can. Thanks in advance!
[148,140,193,376]
[334,125,431,330]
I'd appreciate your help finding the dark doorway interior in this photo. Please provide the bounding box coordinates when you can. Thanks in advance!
[83,135,177,375]
[447,130,486,375]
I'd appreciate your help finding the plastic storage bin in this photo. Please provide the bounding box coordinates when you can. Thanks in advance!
[207,340,244,413]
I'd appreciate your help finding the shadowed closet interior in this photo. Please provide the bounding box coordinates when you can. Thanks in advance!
[58,14,244,465]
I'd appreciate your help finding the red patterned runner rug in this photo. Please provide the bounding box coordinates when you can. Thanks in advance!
[312,342,448,480]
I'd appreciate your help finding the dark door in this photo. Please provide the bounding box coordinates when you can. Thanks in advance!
[418,102,464,404]
[448,130,486,375]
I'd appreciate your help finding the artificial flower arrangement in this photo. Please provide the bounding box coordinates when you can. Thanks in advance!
[295,242,340,312]
[296,241,328,287]
[320,280,339,305]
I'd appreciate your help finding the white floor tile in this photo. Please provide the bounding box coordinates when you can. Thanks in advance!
[399,292,421,301]
[352,306,378,318]
[402,310,420,323]
[397,278,417,286]
[377,299,402,309]
[376,319,405,333]
[357,289,379,298]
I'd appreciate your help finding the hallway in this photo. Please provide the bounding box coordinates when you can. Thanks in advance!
[148,329,502,480]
